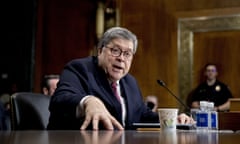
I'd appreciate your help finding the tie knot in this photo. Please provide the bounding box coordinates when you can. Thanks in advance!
[111,82,121,102]
[111,82,117,88]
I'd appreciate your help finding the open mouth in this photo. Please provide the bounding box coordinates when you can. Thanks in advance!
[113,64,123,70]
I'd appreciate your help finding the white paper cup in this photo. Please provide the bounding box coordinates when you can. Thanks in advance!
[158,108,179,131]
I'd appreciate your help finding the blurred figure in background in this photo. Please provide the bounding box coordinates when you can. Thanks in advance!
[190,63,233,112]
[0,75,18,130]
[41,74,60,96]
[0,100,10,130]
[145,95,158,112]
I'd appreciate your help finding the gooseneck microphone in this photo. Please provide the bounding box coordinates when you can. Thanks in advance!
[157,80,190,112]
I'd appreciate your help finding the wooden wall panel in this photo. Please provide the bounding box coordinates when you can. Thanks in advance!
[34,0,97,92]
[119,0,179,108]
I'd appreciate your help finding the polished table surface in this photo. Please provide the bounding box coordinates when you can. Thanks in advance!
[1,130,240,144]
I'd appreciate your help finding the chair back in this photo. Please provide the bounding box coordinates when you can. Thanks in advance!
[10,92,50,130]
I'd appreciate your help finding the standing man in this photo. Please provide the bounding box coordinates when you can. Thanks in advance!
[48,27,193,130]
[190,63,233,111]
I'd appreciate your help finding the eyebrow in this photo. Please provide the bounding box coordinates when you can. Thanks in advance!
[109,42,133,51]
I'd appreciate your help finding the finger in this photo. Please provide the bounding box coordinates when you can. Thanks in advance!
[92,116,100,130]
[101,117,114,130]
[181,113,191,124]
[179,118,185,124]
[110,116,124,130]
[80,115,91,130]
[180,113,190,124]
[178,115,185,124]
[191,117,196,124]
[184,117,190,124]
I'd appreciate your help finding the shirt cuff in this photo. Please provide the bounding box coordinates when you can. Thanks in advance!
[76,95,91,118]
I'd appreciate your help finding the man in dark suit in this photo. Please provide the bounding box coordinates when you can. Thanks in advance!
[48,27,193,130]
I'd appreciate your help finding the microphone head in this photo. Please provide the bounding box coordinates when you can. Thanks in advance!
[157,80,166,87]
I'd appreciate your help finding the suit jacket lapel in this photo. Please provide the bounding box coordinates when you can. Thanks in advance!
[93,65,122,122]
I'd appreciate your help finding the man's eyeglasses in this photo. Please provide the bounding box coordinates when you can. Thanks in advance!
[104,45,134,60]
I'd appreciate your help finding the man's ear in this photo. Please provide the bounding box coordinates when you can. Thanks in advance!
[97,48,102,55]
[42,87,48,95]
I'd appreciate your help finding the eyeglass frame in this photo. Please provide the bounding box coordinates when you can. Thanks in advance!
[104,45,134,60]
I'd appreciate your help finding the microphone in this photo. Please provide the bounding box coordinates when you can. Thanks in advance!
[157,80,190,112]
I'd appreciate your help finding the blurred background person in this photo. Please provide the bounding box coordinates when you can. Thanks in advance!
[189,63,233,112]
[145,95,158,112]
[41,74,60,96]
[0,100,10,130]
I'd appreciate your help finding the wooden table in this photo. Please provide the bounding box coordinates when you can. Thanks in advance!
[1,130,240,144]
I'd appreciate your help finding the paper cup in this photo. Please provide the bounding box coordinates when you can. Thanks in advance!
[158,108,178,131]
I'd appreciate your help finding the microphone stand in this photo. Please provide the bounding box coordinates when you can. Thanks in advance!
[157,80,191,115]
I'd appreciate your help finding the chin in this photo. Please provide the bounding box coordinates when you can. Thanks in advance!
[110,75,123,81]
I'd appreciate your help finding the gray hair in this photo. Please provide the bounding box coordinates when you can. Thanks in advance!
[97,27,138,53]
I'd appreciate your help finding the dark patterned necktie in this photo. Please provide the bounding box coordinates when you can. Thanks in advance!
[111,82,121,102]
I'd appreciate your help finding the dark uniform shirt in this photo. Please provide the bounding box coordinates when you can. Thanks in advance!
[191,80,233,107]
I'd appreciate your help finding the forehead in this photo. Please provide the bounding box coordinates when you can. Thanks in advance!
[48,78,59,84]
[206,65,217,70]
[205,65,218,73]
[110,38,134,50]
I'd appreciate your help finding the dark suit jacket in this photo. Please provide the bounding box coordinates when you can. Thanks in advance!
[48,56,158,130]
